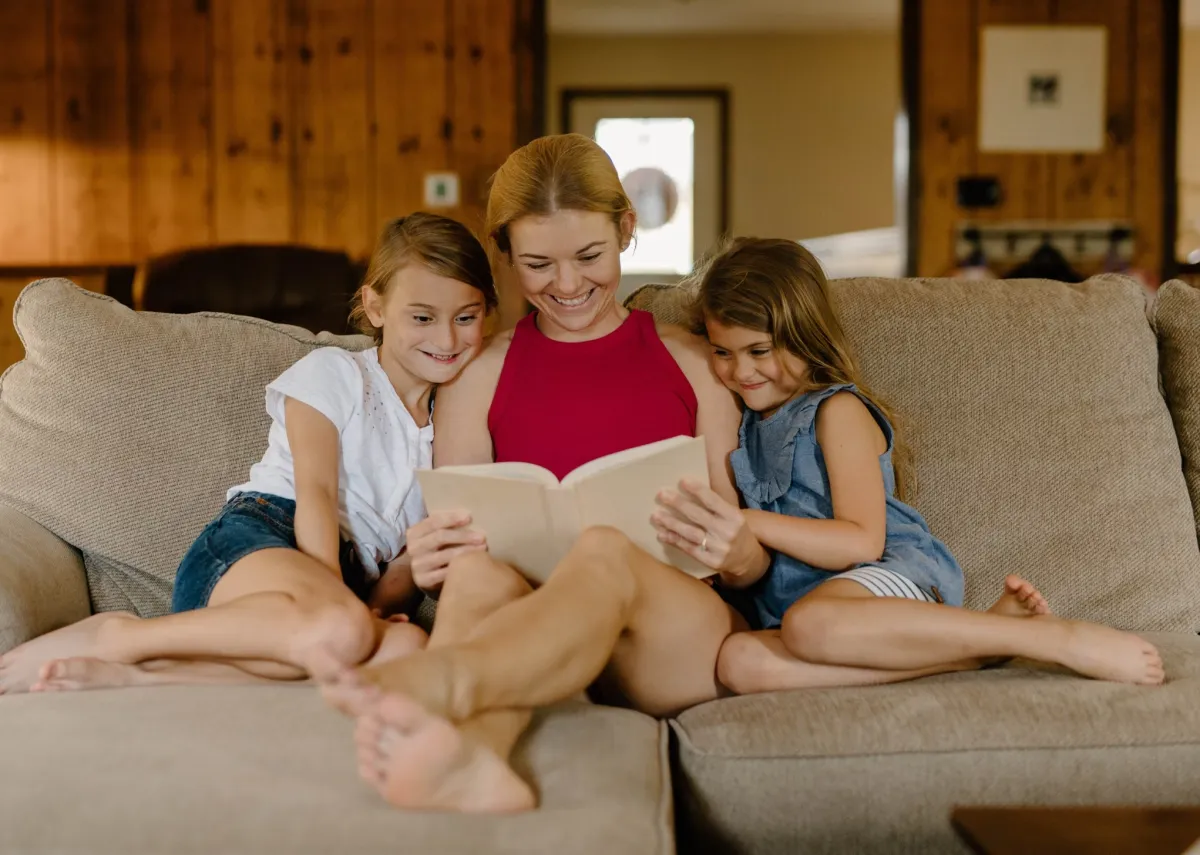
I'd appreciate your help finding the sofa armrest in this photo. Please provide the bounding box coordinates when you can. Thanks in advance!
[0,503,90,653]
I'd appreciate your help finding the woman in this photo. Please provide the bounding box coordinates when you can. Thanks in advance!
[321,136,956,814]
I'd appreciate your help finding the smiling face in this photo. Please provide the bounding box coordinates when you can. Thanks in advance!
[362,263,487,389]
[705,318,810,417]
[506,209,634,341]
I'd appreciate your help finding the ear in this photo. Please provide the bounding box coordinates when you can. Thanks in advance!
[618,211,637,252]
[362,286,386,331]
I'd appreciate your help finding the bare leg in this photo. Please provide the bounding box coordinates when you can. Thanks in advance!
[716,575,1050,695]
[330,526,744,725]
[32,619,429,693]
[780,576,1163,685]
[0,548,376,693]
[329,558,537,811]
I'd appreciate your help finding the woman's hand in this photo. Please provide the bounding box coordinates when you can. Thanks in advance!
[652,478,769,583]
[406,510,487,595]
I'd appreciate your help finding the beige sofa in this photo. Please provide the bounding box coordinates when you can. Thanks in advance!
[1,276,1199,855]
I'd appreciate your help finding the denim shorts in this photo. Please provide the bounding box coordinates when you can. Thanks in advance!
[171,491,372,613]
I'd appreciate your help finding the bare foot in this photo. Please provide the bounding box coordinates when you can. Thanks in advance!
[0,613,137,694]
[1047,620,1164,685]
[355,693,535,813]
[31,657,150,692]
[987,575,1052,618]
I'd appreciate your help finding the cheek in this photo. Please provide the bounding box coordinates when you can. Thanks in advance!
[458,321,485,348]
[515,267,548,295]
[591,256,622,288]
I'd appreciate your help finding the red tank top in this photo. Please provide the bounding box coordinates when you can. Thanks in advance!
[488,309,698,480]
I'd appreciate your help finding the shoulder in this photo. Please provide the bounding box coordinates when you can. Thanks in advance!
[655,322,712,378]
[814,390,885,447]
[287,345,363,377]
[435,330,512,408]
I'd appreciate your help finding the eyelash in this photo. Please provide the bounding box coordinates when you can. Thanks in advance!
[412,314,481,325]
[525,252,602,272]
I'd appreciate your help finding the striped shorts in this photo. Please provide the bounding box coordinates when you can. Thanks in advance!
[835,566,939,603]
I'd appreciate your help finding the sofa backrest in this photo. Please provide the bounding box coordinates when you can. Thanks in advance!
[629,275,1200,632]
[0,279,370,617]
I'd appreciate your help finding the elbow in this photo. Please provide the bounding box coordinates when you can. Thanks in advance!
[841,528,885,569]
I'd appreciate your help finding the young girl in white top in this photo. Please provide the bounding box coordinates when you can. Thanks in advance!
[0,213,496,693]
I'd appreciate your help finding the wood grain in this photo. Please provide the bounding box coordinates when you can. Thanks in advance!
[916,0,976,276]
[289,0,372,259]
[0,0,54,264]
[53,0,133,262]
[130,0,214,257]
[210,0,292,244]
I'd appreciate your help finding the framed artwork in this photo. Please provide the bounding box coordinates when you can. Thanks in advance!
[978,26,1108,153]
[562,89,729,293]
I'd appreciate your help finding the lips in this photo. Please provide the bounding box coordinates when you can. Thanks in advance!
[420,351,460,365]
[547,288,594,308]
[740,382,766,391]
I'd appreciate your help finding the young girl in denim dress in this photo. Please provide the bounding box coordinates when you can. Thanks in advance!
[0,213,496,694]
[651,238,1163,691]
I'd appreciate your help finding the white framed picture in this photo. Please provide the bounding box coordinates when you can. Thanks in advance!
[978,26,1107,153]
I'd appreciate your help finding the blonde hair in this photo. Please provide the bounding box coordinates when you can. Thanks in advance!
[692,237,915,501]
[349,212,497,345]
[483,134,634,266]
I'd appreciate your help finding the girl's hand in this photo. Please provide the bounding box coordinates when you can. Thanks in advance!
[651,478,767,578]
[406,511,487,595]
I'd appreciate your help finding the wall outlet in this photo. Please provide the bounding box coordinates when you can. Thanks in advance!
[423,172,460,208]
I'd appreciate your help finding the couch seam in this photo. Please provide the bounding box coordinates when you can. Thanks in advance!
[655,720,674,855]
[671,739,1200,762]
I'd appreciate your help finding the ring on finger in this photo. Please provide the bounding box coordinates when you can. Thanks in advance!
[701,534,708,552]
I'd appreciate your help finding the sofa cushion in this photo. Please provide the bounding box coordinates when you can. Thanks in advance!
[0,279,370,617]
[1154,279,1200,544]
[0,688,672,855]
[672,632,1200,855]
[630,275,1200,632]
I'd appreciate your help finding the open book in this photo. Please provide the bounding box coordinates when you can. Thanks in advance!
[416,436,713,585]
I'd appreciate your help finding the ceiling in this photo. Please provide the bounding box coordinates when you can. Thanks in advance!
[547,0,900,35]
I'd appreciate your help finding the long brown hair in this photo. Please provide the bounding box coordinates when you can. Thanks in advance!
[692,237,914,500]
[349,212,497,344]
[483,133,635,268]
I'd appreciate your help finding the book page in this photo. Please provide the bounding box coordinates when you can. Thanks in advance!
[561,435,696,488]
[415,470,562,582]
[570,436,714,578]
[424,461,559,486]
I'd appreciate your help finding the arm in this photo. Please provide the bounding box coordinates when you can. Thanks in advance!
[658,325,771,585]
[285,397,343,575]
[409,333,509,595]
[432,332,510,466]
[745,392,888,571]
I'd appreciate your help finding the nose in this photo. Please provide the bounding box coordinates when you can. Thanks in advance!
[733,355,758,384]
[433,320,456,353]
[556,264,584,296]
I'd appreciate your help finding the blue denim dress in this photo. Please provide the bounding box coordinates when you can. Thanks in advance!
[729,383,964,630]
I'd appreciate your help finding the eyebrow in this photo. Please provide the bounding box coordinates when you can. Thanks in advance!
[406,301,484,311]
[518,240,606,260]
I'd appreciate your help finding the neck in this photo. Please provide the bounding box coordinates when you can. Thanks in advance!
[535,300,629,343]
[376,346,434,427]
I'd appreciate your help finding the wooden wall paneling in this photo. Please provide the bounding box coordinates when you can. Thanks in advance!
[371,0,450,234]
[973,0,1055,222]
[1132,0,1167,277]
[130,0,214,258]
[513,0,546,146]
[288,0,372,259]
[53,0,133,263]
[915,0,976,276]
[211,0,292,244]
[447,0,516,234]
[0,272,104,372]
[1051,0,1133,221]
[0,1,54,264]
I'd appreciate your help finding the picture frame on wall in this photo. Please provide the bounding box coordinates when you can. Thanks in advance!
[978,25,1108,153]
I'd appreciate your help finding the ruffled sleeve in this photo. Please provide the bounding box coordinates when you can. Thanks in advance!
[730,383,860,506]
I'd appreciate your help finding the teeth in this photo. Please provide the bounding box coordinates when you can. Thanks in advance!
[550,290,591,307]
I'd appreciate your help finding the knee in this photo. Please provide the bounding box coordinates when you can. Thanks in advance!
[568,525,640,605]
[779,598,843,664]
[716,633,780,696]
[440,551,532,616]
[305,597,377,667]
